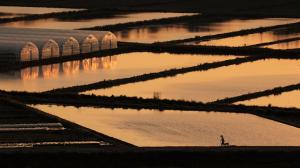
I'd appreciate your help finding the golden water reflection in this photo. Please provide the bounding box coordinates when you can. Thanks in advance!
[20,67,39,80]
[266,40,300,49]
[34,105,300,147]
[0,6,82,15]
[84,59,300,103]
[20,56,117,80]
[197,32,300,48]
[42,64,59,79]
[115,18,300,43]
[238,90,300,108]
[0,52,236,92]
[0,12,195,30]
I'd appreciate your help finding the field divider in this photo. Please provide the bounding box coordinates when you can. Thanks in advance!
[2,90,300,115]
[159,21,300,45]
[211,83,300,104]
[119,43,300,57]
[45,56,265,94]
[83,14,300,45]
[248,37,300,48]
[2,91,300,128]
[1,42,299,72]
[0,8,131,24]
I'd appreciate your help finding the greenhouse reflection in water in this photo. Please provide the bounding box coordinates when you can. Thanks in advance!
[84,59,300,103]
[19,56,117,80]
[0,52,235,92]
[42,64,60,79]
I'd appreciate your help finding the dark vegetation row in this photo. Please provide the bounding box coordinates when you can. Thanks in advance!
[213,83,300,104]
[249,37,300,47]
[0,9,132,24]
[161,21,300,44]
[82,14,230,31]
[0,42,296,73]
[3,91,300,129]
[119,43,300,58]
[0,97,135,149]
[3,91,300,116]
[0,48,132,72]
[82,14,300,46]
[1,0,299,17]
[2,43,300,72]
[47,56,265,93]
[0,7,297,29]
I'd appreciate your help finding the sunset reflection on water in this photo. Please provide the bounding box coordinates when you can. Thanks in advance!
[116,18,300,43]
[20,56,117,80]
[0,52,235,92]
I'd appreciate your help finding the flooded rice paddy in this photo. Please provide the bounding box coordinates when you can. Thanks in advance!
[0,12,195,29]
[34,105,300,147]
[83,59,300,103]
[196,29,300,48]
[0,6,83,19]
[0,52,234,92]
[264,40,300,49]
[2,5,300,149]
[0,6,82,15]
[115,18,300,43]
[238,90,300,108]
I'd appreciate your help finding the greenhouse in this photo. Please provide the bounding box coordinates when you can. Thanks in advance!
[0,27,118,62]
[0,40,39,62]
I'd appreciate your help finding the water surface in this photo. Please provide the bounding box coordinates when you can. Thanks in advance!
[264,40,300,49]
[203,24,300,48]
[0,6,82,15]
[115,18,300,43]
[0,13,25,19]
[0,12,195,29]
[0,6,83,19]
[194,26,300,48]
[83,59,300,102]
[0,52,233,92]
[34,105,300,147]
[238,90,300,108]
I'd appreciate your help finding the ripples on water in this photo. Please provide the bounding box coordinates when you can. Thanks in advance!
[34,105,300,147]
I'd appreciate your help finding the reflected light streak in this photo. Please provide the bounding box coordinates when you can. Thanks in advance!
[19,56,117,80]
